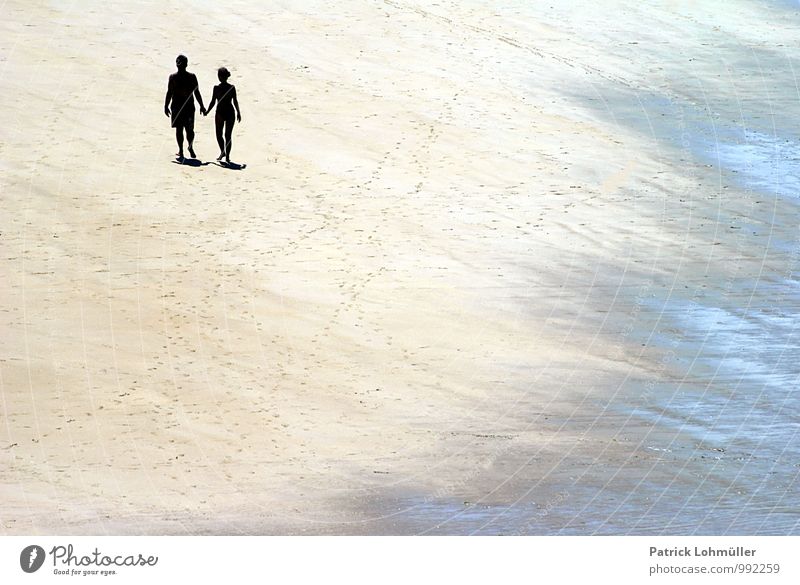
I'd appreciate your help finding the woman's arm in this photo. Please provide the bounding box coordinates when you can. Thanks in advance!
[232,86,241,122]
[205,86,217,116]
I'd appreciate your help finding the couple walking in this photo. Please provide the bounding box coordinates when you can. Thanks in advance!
[164,54,242,163]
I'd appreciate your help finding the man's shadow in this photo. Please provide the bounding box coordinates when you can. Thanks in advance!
[171,157,210,167]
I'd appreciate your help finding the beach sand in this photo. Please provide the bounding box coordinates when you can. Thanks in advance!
[1,0,798,534]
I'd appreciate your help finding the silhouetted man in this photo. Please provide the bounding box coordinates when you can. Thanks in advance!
[164,54,206,159]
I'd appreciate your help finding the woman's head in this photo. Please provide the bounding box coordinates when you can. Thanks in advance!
[176,54,188,69]
[218,67,231,82]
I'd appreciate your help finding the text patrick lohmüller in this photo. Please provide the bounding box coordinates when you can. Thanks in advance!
[650,546,756,558]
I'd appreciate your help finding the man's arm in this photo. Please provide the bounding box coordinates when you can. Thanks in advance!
[164,76,173,116]
[193,75,206,114]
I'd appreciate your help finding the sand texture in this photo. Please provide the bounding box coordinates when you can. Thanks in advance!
[2,1,798,534]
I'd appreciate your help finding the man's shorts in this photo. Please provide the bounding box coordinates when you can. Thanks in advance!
[171,105,195,129]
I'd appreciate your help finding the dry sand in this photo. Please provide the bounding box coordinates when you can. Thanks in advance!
[2,1,798,534]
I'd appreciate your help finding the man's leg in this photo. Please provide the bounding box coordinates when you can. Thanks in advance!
[175,126,185,158]
[186,118,196,159]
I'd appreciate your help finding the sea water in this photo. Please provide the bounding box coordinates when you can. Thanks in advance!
[363,0,800,534]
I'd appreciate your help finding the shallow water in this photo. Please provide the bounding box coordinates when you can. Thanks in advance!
[367,1,800,534]
[567,42,800,531]
[563,89,800,532]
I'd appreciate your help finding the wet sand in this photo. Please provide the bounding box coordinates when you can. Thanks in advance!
[1,0,798,534]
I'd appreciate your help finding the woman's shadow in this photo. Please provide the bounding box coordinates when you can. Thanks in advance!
[170,156,246,170]
[218,161,247,170]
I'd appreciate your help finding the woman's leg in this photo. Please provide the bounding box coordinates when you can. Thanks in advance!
[215,115,225,159]
[224,116,235,162]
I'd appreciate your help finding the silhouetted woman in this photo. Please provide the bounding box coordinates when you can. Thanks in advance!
[204,67,241,163]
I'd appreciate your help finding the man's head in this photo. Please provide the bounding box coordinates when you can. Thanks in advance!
[218,67,231,82]
[176,54,188,70]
